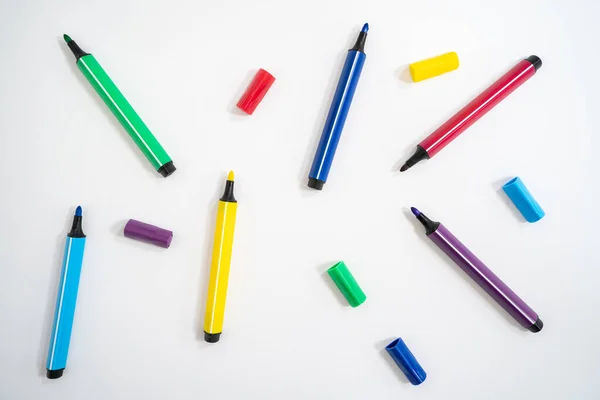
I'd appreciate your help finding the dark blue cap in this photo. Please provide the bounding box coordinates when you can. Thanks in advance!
[385,337,427,385]
[502,177,545,223]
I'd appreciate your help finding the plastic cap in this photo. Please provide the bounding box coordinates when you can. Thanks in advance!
[385,337,427,385]
[124,219,173,248]
[409,52,459,82]
[236,69,276,115]
[502,177,545,223]
[327,261,366,307]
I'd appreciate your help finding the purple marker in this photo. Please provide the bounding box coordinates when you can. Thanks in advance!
[411,207,543,333]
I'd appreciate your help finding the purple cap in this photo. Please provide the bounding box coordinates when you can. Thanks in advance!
[124,219,173,248]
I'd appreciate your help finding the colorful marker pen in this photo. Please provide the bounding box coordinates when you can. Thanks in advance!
[308,23,369,190]
[400,56,542,172]
[204,171,238,343]
[46,206,87,379]
[411,207,543,332]
[63,34,176,177]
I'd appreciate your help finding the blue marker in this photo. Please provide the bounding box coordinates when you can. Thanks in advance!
[46,206,86,379]
[308,23,369,190]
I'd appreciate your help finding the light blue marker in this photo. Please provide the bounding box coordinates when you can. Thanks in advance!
[46,206,86,379]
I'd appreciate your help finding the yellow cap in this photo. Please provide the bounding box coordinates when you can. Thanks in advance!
[409,52,459,82]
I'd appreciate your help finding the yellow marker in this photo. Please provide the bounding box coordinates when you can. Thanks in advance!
[409,52,459,82]
[203,171,238,343]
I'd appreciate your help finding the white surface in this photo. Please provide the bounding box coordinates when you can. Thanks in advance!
[1,0,599,398]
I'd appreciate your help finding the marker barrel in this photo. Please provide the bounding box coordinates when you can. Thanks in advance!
[428,223,542,332]
[76,54,175,176]
[419,57,539,157]
[46,236,86,378]
[308,50,366,189]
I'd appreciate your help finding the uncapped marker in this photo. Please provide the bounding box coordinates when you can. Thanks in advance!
[411,207,543,332]
[63,34,176,177]
[46,206,87,378]
[400,56,542,172]
[203,171,238,343]
[307,23,369,190]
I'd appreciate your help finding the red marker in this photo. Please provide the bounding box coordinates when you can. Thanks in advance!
[400,56,542,172]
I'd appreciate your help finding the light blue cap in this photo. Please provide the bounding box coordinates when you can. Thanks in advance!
[502,177,545,223]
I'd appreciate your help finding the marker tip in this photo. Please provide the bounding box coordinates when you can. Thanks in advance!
[361,23,369,33]
[227,170,234,181]
[75,205,82,216]
[410,207,420,216]
[400,163,410,172]
[63,34,72,43]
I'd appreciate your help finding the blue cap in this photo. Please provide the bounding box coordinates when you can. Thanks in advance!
[502,177,545,223]
[385,338,427,385]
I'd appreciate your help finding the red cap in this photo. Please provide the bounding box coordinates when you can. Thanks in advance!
[236,69,275,115]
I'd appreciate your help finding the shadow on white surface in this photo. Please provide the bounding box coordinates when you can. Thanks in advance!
[194,177,223,343]
[297,42,354,194]
[228,69,257,120]
[57,37,158,180]
[36,209,78,380]
[376,338,411,384]
[492,177,528,224]
[317,261,350,308]
[402,208,526,332]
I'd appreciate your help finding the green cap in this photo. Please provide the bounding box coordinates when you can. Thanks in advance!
[327,261,367,307]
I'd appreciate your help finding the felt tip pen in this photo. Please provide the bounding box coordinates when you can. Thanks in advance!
[204,171,238,343]
[411,207,543,333]
[63,34,176,177]
[400,56,542,172]
[308,23,369,190]
[46,206,87,379]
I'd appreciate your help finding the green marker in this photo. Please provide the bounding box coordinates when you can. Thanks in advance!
[63,34,176,177]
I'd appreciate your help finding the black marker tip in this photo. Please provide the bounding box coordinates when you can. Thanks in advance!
[68,206,86,238]
[350,23,368,53]
[63,34,89,61]
[401,146,429,172]
[413,208,440,235]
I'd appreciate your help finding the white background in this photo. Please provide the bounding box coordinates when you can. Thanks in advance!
[1,0,598,398]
